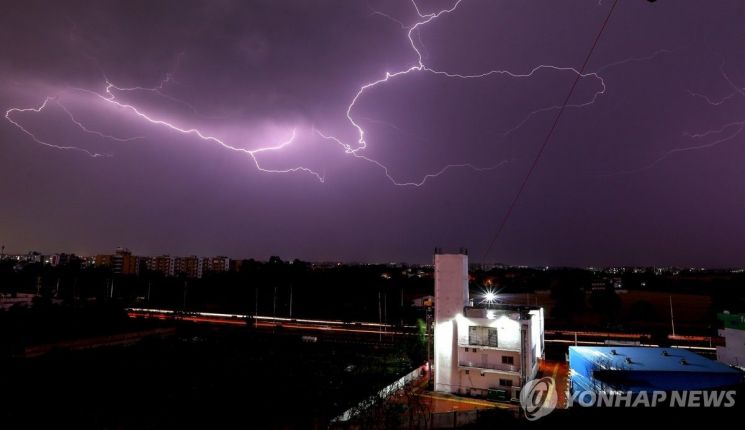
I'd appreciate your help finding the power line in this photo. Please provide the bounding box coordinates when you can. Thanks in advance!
[482,0,620,262]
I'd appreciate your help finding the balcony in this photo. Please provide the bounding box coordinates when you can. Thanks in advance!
[458,360,519,373]
[458,343,520,352]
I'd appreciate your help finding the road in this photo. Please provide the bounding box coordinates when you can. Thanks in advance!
[126,307,718,352]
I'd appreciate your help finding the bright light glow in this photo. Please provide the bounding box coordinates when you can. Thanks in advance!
[481,287,498,305]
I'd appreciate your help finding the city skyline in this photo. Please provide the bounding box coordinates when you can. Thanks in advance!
[2,1,745,266]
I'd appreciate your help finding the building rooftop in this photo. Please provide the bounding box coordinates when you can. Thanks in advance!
[464,303,541,319]
[466,303,541,312]
[570,346,740,374]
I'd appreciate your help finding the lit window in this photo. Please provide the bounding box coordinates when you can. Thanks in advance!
[468,326,498,347]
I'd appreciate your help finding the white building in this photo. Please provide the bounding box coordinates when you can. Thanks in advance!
[434,252,544,400]
[717,312,745,370]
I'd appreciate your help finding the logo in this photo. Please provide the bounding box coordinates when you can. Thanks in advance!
[518,375,736,422]
[520,376,557,421]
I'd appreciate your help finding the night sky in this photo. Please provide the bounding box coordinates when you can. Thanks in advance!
[2,0,745,266]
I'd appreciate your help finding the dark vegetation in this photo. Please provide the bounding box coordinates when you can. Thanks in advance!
[0,324,419,429]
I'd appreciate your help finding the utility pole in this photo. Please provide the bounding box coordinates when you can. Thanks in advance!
[254,288,259,329]
[273,286,277,319]
[383,292,387,333]
[378,291,382,342]
[147,281,151,303]
[669,296,676,337]
[289,285,293,319]
[400,287,404,327]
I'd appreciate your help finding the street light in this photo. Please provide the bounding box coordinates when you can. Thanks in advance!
[483,291,497,304]
[481,287,498,307]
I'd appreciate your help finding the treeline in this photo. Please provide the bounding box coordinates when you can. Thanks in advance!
[0,258,433,324]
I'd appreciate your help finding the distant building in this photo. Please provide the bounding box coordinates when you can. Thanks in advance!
[148,255,175,277]
[433,252,544,400]
[717,312,745,369]
[112,248,138,275]
[95,248,138,274]
[48,254,61,266]
[229,259,242,272]
[26,251,43,263]
[569,346,743,394]
[95,254,114,268]
[58,253,81,267]
[174,256,204,279]
[208,256,230,273]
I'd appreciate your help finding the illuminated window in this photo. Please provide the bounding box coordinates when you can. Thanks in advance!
[468,326,498,347]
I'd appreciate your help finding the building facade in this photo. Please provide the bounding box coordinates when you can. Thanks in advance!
[433,252,544,400]
[148,255,175,277]
[174,256,204,279]
[112,248,138,275]
[717,312,745,370]
[208,256,230,273]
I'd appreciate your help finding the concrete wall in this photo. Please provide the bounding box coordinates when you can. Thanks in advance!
[434,253,468,393]
[718,328,745,368]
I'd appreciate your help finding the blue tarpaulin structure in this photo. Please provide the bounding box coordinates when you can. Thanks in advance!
[569,346,744,393]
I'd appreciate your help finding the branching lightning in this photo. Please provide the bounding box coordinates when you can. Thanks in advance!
[4,0,673,186]
[609,61,745,175]
[92,80,326,182]
[318,0,670,186]
[5,98,110,157]
[55,100,143,142]
[5,77,325,182]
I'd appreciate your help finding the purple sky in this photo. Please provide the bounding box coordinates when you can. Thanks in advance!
[2,0,745,266]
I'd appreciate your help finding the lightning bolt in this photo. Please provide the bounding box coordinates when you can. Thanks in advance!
[94,80,326,182]
[609,60,745,175]
[317,0,669,186]
[5,84,324,181]
[4,0,672,186]
[5,98,111,157]
[5,65,327,182]
[55,100,143,142]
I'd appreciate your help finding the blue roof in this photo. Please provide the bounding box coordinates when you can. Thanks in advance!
[570,346,740,374]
